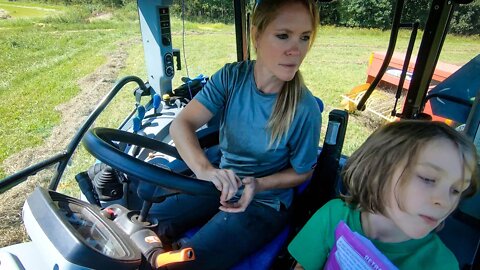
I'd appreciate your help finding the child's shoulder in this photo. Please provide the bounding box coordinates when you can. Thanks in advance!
[386,233,459,269]
[423,234,459,269]
[322,198,352,211]
[312,199,357,222]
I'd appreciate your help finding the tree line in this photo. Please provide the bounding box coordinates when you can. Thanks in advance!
[28,0,479,35]
[319,0,479,35]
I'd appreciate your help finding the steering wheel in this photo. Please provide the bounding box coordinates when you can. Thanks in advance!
[82,127,220,197]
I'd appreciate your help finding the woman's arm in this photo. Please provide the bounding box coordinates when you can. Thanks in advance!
[220,167,313,212]
[256,167,312,192]
[170,100,241,202]
[170,100,214,175]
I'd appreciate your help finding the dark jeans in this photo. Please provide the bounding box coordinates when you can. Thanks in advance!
[150,194,290,270]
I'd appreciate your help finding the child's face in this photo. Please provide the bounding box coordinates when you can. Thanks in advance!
[385,138,472,240]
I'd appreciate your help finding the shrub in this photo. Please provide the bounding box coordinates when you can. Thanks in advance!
[319,1,341,25]
[337,0,394,29]
[170,0,234,24]
[450,0,480,35]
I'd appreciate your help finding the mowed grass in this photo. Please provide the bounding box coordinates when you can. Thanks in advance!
[0,1,479,247]
[302,26,480,153]
[1,1,480,184]
[0,1,63,18]
[0,0,139,178]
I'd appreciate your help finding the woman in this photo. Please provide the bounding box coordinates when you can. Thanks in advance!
[156,0,322,268]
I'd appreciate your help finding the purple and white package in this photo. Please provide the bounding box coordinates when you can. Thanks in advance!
[324,221,398,270]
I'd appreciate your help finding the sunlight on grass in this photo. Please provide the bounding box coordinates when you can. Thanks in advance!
[3,1,479,252]
[0,0,63,18]
[0,3,138,179]
[2,3,480,183]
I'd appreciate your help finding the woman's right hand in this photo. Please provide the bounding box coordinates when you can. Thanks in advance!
[196,168,242,202]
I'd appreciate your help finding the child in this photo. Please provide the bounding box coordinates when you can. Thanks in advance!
[288,120,478,270]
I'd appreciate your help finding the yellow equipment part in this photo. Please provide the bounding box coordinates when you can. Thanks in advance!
[341,83,401,122]
[341,83,371,113]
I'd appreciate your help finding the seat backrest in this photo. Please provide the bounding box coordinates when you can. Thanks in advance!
[292,109,349,230]
[437,201,480,270]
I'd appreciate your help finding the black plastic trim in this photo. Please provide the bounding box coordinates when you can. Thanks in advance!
[82,128,219,197]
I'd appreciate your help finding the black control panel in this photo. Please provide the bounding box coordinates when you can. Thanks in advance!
[159,7,171,46]
[159,7,174,77]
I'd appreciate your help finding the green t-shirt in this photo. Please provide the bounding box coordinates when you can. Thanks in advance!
[288,199,459,270]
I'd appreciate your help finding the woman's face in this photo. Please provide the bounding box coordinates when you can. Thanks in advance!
[254,2,313,83]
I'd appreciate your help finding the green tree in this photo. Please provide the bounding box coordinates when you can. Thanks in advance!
[338,0,394,29]
[450,0,480,35]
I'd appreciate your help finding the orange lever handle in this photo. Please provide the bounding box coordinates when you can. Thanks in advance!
[155,247,195,268]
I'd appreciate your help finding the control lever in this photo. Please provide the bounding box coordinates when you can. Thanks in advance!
[130,227,195,269]
[173,48,181,70]
[156,248,195,268]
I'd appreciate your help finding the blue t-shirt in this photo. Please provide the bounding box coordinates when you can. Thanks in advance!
[195,61,321,210]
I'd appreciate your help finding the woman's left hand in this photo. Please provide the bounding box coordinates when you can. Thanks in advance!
[219,177,258,213]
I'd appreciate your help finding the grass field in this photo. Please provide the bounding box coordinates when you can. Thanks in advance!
[0,0,480,249]
[1,1,480,181]
[0,1,63,18]
[0,0,137,179]
[0,0,479,246]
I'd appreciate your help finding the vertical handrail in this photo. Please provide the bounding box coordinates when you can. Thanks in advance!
[234,0,248,62]
[48,76,148,190]
[391,22,419,117]
[401,0,456,118]
[356,0,406,110]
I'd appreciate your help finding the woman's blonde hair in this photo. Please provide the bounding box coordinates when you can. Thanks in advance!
[251,0,319,147]
[342,120,478,216]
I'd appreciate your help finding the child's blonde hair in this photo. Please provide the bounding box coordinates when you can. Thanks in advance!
[342,120,478,215]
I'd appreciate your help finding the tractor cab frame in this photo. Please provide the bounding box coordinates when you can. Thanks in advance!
[0,0,478,269]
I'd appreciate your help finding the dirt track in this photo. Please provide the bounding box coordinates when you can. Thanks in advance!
[0,40,132,247]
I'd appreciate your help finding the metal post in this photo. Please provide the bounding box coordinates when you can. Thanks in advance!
[234,0,248,62]
[401,0,456,119]
[137,0,174,96]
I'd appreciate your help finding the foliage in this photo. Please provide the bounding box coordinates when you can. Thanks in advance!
[111,0,137,22]
[318,0,479,35]
[450,0,480,35]
[38,0,130,8]
[399,0,480,35]
[400,0,430,27]
[318,1,341,26]
[338,0,394,29]
[170,0,236,24]
[10,0,479,35]
[40,5,90,23]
